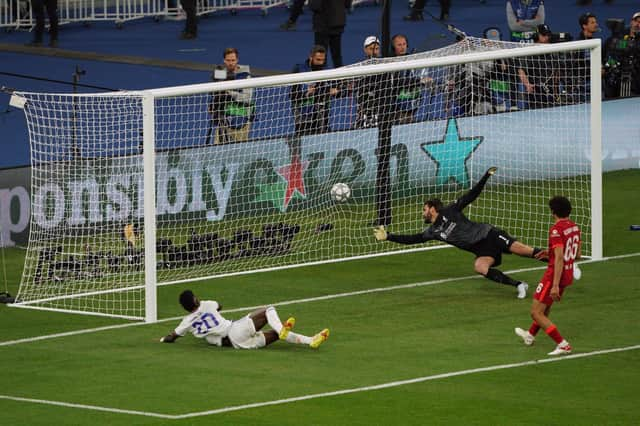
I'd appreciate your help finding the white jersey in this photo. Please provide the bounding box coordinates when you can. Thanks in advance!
[174,301,233,346]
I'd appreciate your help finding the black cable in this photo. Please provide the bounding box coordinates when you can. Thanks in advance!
[0,71,117,91]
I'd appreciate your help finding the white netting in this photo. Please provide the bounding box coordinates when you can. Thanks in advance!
[15,93,145,319]
[14,37,597,320]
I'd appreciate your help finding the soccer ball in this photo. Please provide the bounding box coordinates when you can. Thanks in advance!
[330,182,351,203]
[573,264,582,280]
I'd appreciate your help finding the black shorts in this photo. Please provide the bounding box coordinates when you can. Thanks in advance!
[468,228,516,267]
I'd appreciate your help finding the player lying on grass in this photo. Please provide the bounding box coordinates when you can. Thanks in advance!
[160,290,329,349]
[515,196,581,356]
[374,166,546,299]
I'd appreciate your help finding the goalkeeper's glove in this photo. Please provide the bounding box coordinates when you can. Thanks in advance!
[486,166,498,176]
[373,225,388,241]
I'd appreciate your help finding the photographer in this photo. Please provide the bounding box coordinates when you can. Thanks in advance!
[209,48,254,144]
[630,12,640,38]
[603,15,640,98]
[517,24,561,109]
[577,12,599,40]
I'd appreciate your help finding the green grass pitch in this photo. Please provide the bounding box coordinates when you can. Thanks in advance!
[1,169,639,425]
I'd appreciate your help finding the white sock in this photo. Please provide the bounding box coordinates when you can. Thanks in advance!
[286,331,312,345]
[265,306,312,344]
[265,306,283,332]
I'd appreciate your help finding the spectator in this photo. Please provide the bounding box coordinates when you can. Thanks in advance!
[391,34,422,124]
[517,24,560,109]
[404,0,451,22]
[506,0,545,43]
[629,11,640,38]
[179,0,197,39]
[363,35,380,60]
[290,45,340,135]
[571,13,600,103]
[458,59,505,115]
[354,36,382,128]
[577,12,599,40]
[279,0,305,31]
[310,0,351,68]
[210,48,254,145]
[27,0,58,47]
[392,33,409,56]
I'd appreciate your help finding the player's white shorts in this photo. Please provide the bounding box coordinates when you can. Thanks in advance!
[227,315,266,349]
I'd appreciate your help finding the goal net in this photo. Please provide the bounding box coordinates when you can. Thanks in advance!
[11,37,602,321]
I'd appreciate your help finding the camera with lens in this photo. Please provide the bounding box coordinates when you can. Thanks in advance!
[603,18,640,98]
[533,24,573,44]
[549,32,573,43]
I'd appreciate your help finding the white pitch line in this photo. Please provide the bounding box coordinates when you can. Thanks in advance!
[1,344,639,419]
[0,394,174,419]
[0,274,485,347]
[0,321,151,347]
[175,344,640,419]
[1,252,639,347]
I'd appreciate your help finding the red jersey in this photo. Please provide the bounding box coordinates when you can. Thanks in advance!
[544,218,581,287]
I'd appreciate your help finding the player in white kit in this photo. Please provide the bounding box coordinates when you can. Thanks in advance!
[160,290,329,349]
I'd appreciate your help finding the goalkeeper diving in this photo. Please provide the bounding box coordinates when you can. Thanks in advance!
[374,167,546,299]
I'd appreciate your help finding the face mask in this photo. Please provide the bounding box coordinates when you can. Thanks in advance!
[311,63,324,71]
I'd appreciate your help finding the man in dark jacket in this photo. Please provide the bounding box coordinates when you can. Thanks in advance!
[290,45,340,135]
[179,0,197,39]
[404,0,451,22]
[28,0,58,47]
[310,0,351,68]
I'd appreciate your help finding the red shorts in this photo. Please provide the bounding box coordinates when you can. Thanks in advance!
[533,269,572,306]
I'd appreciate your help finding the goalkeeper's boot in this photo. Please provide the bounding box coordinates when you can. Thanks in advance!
[516,282,528,299]
[310,329,330,349]
[548,341,572,356]
[279,317,295,340]
[514,327,535,346]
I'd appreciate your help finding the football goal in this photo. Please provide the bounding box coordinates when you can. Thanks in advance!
[10,37,602,322]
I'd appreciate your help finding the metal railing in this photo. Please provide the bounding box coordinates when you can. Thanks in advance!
[0,0,287,30]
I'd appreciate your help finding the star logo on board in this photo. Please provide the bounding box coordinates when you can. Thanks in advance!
[277,154,309,210]
[421,118,483,188]
[255,154,309,212]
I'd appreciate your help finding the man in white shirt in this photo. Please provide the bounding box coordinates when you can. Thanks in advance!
[160,290,329,349]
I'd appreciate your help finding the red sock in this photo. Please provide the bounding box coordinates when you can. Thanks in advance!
[545,324,564,344]
[529,322,541,336]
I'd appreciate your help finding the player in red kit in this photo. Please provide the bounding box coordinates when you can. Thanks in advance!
[514,196,581,355]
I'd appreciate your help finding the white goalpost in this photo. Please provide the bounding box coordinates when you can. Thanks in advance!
[10,37,602,322]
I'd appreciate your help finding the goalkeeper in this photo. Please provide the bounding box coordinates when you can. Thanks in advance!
[374,167,545,299]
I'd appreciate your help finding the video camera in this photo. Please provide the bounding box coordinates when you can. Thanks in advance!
[603,18,640,97]
[549,32,573,43]
[532,24,573,44]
